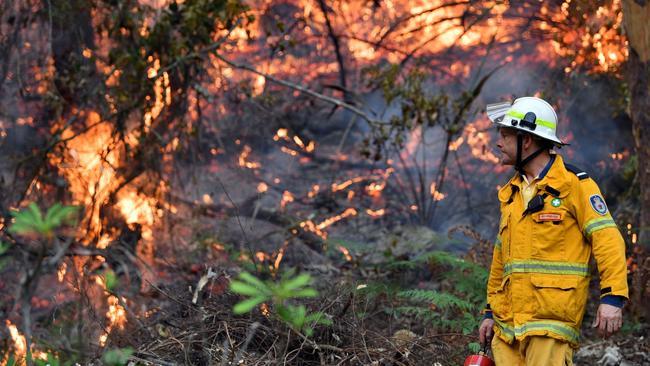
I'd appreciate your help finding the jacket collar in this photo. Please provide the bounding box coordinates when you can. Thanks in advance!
[498,154,572,203]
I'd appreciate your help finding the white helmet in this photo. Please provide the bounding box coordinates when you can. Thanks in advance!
[486,97,566,146]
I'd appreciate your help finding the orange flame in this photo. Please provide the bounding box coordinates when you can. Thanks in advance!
[238,145,261,169]
[430,182,446,201]
[4,320,48,364]
[366,208,385,217]
[274,128,289,142]
[281,146,299,156]
[337,245,353,261]
[308,184,320,198]
[281,190,294,209]
[316,208,358,231]
[99,294,127,347]
[299,220,327,239]
[57,262,67,282]
[365,182,386,198]
[299,208,358,240]
[449,136,464,151]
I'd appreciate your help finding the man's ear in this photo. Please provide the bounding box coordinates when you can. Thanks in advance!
[522,133,534,150]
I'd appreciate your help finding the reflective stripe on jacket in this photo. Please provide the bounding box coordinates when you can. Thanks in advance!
[487,154,628,347]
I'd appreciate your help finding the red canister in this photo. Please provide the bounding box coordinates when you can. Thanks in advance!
[464,351,495,366]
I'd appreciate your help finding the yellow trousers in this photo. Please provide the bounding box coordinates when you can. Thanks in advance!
[491,335,573,366]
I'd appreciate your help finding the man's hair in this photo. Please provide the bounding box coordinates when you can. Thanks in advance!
[531,134,555,151]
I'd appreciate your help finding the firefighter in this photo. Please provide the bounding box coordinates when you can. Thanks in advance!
[477,97,628,365]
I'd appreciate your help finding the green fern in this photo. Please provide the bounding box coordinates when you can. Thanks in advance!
[398,289,475,312]
[389,250,488,334]
[9,203,78,239]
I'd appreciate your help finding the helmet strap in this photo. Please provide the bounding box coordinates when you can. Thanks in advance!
[515,133,523,172]
[514,132,547,173]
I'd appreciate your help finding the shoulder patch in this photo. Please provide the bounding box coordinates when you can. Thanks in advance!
[564,163,590,180]
[589,194,609,215]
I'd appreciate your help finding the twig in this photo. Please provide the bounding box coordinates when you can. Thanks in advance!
[233,322,260,364]
[317,0,348,99]
[214,54,382,126]
[215,176,259,268]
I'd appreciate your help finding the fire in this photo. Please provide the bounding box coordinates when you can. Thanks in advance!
[337,245,353,261]
[273,128,315,154]
[347,191,355,201]
[281,146,299,156]
[365,181,386,198]
[257,182,269,193]
[308,184,320,198]
[238,145,261,169]
[260,303,270,317]
[316,208,358,231]
[281,190,294,209]
[332,169,393,193]
[305,141,315,153]
[299,208,358,240]
[299,220,327,240]
[610,152,627,160]
[99,294,127,347]
[144,57,172,127]
[366,208,385,217]
[253,74,266,96]
[430,182,446,201]
[274,128,289,141]
[449,136,464,151]
[332,176,368,192]
[464,121,499,164]
[4,320,48,364]
[57,262,67,282]
[115,189,156,226]
[293,136,305,149]
[273,244,286,271]
[6,320,26,360]
[256,251,271,262]
[202,194,213,204]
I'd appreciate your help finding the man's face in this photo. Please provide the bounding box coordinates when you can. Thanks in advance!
[496,127,517,166]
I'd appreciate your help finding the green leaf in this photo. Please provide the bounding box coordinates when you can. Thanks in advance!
[276,304,292,322]
[282,273,311,291]
[5,353,15,366]
[44,204,78,228]
[44,203,65,225]
[304,312,332,325]
[27,202,44,225]
[292,305,306,328]
[468,342,481,353]
[102,268,118,292]
[0,241,10,255]
[233,295,267,314]
[9,203,78,237]
[229,280,263,296]
[46,352,60,366]
[238,272,267,289]
[290,288,318,298]
[102,347,134,366]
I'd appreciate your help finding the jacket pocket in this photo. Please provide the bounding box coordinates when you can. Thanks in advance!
[531,275,579,323]
[531,210,566,260]
[488,277,511,321]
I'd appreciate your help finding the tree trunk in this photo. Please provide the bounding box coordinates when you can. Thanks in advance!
[622,0,650,320]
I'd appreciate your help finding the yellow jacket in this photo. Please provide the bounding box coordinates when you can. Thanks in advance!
[487,154,628,347]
